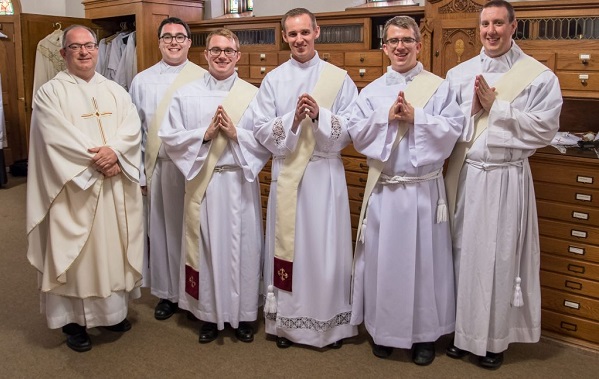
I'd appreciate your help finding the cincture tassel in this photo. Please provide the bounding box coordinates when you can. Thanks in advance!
[512,277,524,307]
[264,284,277,314]
[359,217,367,244]
[436,174,448,223]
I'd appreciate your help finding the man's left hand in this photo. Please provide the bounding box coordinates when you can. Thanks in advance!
[89,146,118,171]
[474,75,496,113]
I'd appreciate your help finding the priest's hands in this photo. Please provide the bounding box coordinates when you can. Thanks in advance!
[204,106,237,142]
[89,146,120,177]
[292,94,319,132]
[471,74,496,116]
[388,91,414,124]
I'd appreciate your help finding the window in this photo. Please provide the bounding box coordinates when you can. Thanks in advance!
[0,0,14,15]
[225,0,252,15]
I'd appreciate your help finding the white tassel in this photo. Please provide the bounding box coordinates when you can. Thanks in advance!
[436,198,448,224]
[359,217,367,244]
[511,277,524,308]
[264,285,277,314]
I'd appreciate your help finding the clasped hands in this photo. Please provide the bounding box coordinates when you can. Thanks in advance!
[89,146,120,177]
[204,106,237,142]
[292,94,319,132]
[388,91,414,124]
[471,74,496,116]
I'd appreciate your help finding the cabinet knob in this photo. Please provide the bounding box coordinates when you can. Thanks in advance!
[360,54,365,63]
[260,53,266,61]
[580,53,591,64]
[260,67,266,74]
[359,68,366,77]
[323,53,330,62]
[435,50,439,57]
[579,74,589,85]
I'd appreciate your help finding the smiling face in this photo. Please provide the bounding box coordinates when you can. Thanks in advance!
[479,5,517,58]
[60,27,98,81]
[383,25,421,74]
[205,34,240,81]
[159,23,191,66]
[282,13,320,64]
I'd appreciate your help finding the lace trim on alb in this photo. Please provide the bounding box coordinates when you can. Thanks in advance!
[273,118,286,149]
[266,311,352,333]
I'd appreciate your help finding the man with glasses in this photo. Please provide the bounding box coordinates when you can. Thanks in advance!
[27,25,143,352]
[159,28,268,344]
[130,17,206,322]
[347,15,463,365]
[248,8,358,350]
[445,0,562,369]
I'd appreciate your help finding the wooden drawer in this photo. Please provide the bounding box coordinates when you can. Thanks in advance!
[259,183,270,198]
[347,185,365,202]
[542,287,599,321]
[347,66,383,83]
[537,199,599,227]
[249,52,279,66]
[351,213,359,228]
[345,51,383,66]
[556,51,599,71]
[258,171,272,184]
[319,51,345,66]
[530,160,599,189]
[278,51,291,65]
[534,181,599,208]
[235,65,250,79]
[556,71,599,92]
[346,171,368,188]
[261,195,269,210]
[342,156,368,174]
[541,270,599,298]
[539,218,599,245]
[342,144,363,158]
[349,199,362,216]
[540,235,599,264]
[542,252,599,281]
[249,65,276,79]
[542,309,599,344]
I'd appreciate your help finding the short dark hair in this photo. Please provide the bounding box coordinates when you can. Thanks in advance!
[482,0,516,23]
[383,16,421,43]
[157,17,191,39]
[281,8,317,32]
[62,25,97,49]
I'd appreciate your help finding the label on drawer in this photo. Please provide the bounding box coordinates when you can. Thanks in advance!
[572,212,589,220]
[571,230,588,238]
[564,300,580,310]
[568,245,585,255]
[576,193,592,202]
[577,175,594,184]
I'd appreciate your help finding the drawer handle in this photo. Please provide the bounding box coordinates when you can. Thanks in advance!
[565,280,583,290]
[360,54,365,62]
[260,67,266,74]
[567,264,586,274]
[571,229,587,238]
[260,53,266,61]
[265,176,271,182]
[577,175,594,184]
[323,53,330,62]
[568,245,585,255]
[560,321,578,332]
[359,69,366,77]
[575,193,592,202]
[579,74,589,85]
[580,53,590,64]
[359,177,367,183]
[572,211,589,220]
[359,163,368,170]
[563,300,580,310]
[358,192,364,198]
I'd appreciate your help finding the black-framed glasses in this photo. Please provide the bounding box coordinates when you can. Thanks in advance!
[384,37,417,47]
[160,34,189,44]
[67,42,98,51]
[207,47,238,57]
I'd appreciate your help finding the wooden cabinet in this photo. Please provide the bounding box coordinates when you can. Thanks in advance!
[530,149,599,349]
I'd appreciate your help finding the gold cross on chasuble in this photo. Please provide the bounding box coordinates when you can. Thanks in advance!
[81,97,112,144]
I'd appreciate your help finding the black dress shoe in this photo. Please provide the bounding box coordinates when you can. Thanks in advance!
[328,340,343,349]
[276,337,293,349]
[103,318,132,332]
[235,322,254,343]
[446,344,468,359]
[478,351,504,370]
[412,342,435,366]
[62,323,91,353]
[199,322,218,343]
[154,299,178,320]
[372,344,393,359]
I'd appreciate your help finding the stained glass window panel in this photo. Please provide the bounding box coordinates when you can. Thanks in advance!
[0,0,14,15]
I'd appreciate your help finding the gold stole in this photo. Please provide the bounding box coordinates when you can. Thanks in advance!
[444,56,549,224]
[355,70,444,244]
[145,62,207,185]
[273,62,347,292]
[184,78,258,299]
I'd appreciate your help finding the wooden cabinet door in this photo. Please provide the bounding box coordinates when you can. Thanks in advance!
[0,22,22,163]
[432,18,482,77]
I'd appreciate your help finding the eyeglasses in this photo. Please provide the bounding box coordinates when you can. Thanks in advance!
[160,34,189,44]
[67,42,98,52]
[207,47,238,57]
[384,37,418,47]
